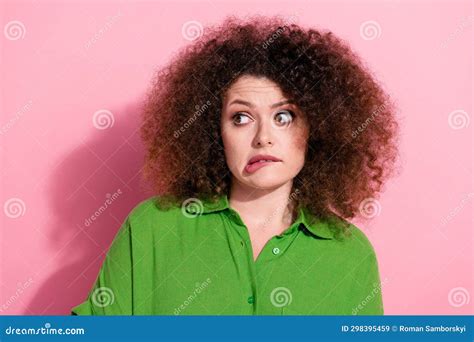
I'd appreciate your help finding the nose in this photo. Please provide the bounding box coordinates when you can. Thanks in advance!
[253,118,274,147]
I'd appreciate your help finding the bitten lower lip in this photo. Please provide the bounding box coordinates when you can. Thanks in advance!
[244,160,280,174]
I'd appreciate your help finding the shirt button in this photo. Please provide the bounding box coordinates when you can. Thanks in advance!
[240,240,244,246]
[272,247,280,255]
[247,296,254,304]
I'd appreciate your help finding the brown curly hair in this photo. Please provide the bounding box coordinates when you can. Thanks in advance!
[140,15,400,237]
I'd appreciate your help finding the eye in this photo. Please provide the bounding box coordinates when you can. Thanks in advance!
[232,112,252,126]
[274,110,295,127]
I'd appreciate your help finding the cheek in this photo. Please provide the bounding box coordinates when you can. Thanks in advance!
[294,134,308,152]
[221,129,242,163]
[283,130,309,171]
[221,125,232,144]
[291,124,309,155]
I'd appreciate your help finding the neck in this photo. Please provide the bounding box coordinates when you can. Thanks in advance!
[228,178,296,232]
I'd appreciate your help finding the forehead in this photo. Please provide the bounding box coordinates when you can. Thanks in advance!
[223,76,286,104]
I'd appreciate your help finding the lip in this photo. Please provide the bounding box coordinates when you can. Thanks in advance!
[247,154,282,165]
[245,154,282,174]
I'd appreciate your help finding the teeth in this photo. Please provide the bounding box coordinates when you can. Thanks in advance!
[249,159,276,165]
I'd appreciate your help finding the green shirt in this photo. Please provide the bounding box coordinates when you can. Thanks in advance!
[71,194,384,315]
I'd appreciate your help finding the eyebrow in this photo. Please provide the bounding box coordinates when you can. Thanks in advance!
[227,99,295,109]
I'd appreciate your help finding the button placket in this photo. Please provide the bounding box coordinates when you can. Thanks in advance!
[227,209,257,312]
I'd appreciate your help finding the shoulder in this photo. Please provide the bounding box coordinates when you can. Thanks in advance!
[127,196,159,218]
[325,217,382,278]
[113,196,184,247]
[329,216,378,259]
[346,223,376,254]
[127,195,179,219]
[123,195,185,234]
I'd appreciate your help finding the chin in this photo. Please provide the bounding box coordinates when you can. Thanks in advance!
[244,176,289,191]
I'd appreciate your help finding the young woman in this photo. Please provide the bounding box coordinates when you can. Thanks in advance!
[71,15,399,315]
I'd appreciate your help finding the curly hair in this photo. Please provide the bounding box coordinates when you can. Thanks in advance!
[140,15,400,238]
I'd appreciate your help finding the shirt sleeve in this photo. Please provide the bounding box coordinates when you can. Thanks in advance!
[350,250,384,315]
[71,216,133,315]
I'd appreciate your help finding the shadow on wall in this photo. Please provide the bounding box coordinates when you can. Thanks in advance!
[25,100,153,315]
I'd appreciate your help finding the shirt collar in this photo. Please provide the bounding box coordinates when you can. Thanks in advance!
[200,194,334,240]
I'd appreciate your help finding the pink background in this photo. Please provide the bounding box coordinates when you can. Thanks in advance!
[1,0,472,315]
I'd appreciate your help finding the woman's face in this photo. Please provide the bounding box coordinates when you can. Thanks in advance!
[220,75,309,191]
